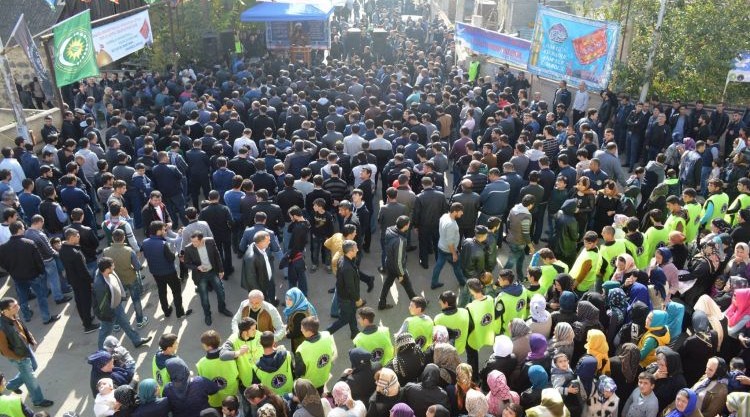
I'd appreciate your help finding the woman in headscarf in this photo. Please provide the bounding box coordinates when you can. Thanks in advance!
[679,311,720,387]
[328,381,366,417]
[584,375,618,417]
[551,291,578,330]
[340,347,377,402]
[549,323,575,365]
[584,329,610,376]
[693,295,727,352]
[430,327,462,387]
[284,287,317,352]
[612,254,638,284]
[486,370,520,417]
[113,385,138,417]
[668,231,689,270]
[580,292,609,334]
[511,319,532,374]
[389,403,415,417]
[388,332,426,386]
[727,242,750,279]
[292,379,330,417]
[516,334,551,392]
[162,357,220,417]
[481,335,518,392]
[401,364,449,417]
[663,389,702,417]
[427,404,452,417]
[638,310,670,368]
[572,301,602,364]
[576,355,599,404]
[727,392,750,417]
[424,325,449,363]
[366,369,400,417]
[690,356,728,417]
[615,300,649,347]
[520,365,551,409]
[528,294,553,338]
[594,180,622,234]
[548,274,575,312]
[452,363,480,416]
[465,388,492,417]
[648,267,669,311]
[605,288,628,352]
[639,182,667,223]
[727,288,750,337]
[608,343,641,411]
[654,247,679,299]
[132,378,169,417]
[95,378,116,417]
[244,385,289,417]
[683,240,723,308]
[649,347,687,411]
[527,388,571,417]
[666,302,686,350]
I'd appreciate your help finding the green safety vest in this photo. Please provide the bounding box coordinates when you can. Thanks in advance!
[644,226,670,263]
[495,288,528,336]
[295,331,335,389]
[253,351,294,396]
[702,192,729,230]
[540,261,569,295]
[353,326,394,366]
[229,333,263,387]
[469,60,481,82]
[684,202,702,243]
[467,296,495,350]
[665,213,686,234]
[599,240,628,282]
[152,354,172,388]
[234,40,243,54]
[0,396,24,417]
[404,315,435,352]
[570,248,601,292]
[726,194,750,226]
[196,355,240,408]
[434,308,470,355]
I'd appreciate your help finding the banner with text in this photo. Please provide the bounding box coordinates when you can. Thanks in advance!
[455,23,531,69]
[92,10,153,67]
[528,6,619,90]
[265,20,331,50]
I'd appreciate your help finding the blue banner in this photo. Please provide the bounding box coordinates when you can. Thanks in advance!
[528,6,620,90]
[455,23,531,69]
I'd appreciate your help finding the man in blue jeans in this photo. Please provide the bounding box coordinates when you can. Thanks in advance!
[0,297,54,407]
[183,231,233,326]
[431,202,466,290]
[92,257,152,350]
[506,194,536,279]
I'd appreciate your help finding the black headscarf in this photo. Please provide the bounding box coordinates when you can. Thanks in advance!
[656,347,683,376]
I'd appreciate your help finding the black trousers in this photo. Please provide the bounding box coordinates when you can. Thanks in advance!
[188,176,211,208]
[417,226,439,265]
[153,272,185,316]
[327,299,358,338]
[379,272,416,307]
[72,283,93,327]
[466,345,480,382]
[232,221,244,254]
[215,236,234,273]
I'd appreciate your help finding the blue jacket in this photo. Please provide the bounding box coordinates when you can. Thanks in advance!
[224,190,244,221]
[141,236,176,276]
[239,224,281,254]
[60,185,90,211]
[151,163,183,198]
[211,168,235,200]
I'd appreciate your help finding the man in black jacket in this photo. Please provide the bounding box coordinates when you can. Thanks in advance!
[59,228,98,332]
[65,208,100,277]
[199,191,235,276]
[326,240,364,339]
[183,232,233,326]
[249,160,277,198]
[412,177,448,269]
[276,175,304,244]
[0,222,57,324]
[380,216,417,310]
[460,226,490,280]
[250,189,284,237]
[185,139,211,208]
[151,152,186,228]
[240,231,275,304]
[287,207,310,294]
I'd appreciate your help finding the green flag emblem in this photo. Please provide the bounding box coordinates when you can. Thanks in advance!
[53,10,99,87]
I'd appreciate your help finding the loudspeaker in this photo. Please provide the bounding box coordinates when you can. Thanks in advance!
[219,31,235,54]
[201,33,219,64]
[372,28,387,55]
[346,28,361,55]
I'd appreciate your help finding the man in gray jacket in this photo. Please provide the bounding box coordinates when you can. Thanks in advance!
[376,187,408,271]
[506,195,535,279]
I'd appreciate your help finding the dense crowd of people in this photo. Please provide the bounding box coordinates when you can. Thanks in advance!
[1,0,750,416]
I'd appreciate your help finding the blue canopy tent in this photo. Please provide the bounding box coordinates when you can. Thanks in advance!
[240,1,334,50]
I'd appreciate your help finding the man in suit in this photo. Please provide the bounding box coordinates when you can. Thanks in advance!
[241,231,276,305]
[199,190,235,276]
[184,139,211,208]
[183,231,233,326]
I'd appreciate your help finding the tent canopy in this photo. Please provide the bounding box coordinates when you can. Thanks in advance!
[240,1,335,22]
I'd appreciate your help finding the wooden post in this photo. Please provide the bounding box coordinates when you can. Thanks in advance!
[40,38,66,119]
[0,35,30,141]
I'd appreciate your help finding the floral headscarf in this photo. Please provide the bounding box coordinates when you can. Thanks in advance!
[331,381,352,406]
[618,343,641,383]
[433,325,449,344]
[510,318,531,339]
[486,370,520,416]
[551,322,574,351]
[607,287,628,324]
[375,368,400,397]
[465,389,490,417]
[597,375,617,403]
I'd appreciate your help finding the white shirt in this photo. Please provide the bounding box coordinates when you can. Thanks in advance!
[0,159,25,193]
[255,243,272,279]
[573,89,590,112]
[343,133,367,156]
[352,163,377,188]
[233,136,259,157]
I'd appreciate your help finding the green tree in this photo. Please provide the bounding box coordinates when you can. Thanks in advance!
[594,0,750,105]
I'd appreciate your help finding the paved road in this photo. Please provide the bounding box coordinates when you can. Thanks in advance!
[0,215,514,416]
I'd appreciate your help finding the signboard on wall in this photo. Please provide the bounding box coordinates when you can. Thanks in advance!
[92,10,153,67]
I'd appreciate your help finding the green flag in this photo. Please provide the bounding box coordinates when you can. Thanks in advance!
[53,10,98,87]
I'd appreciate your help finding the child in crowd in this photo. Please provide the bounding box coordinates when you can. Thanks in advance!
[103,336,136,374]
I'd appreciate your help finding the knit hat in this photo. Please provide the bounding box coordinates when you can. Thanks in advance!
[87,351,113,370]
[395,332,416,350]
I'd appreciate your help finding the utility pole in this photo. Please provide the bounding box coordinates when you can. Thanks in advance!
[639,0,667,103]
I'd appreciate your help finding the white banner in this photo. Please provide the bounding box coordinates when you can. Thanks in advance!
[92,10,153,67]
